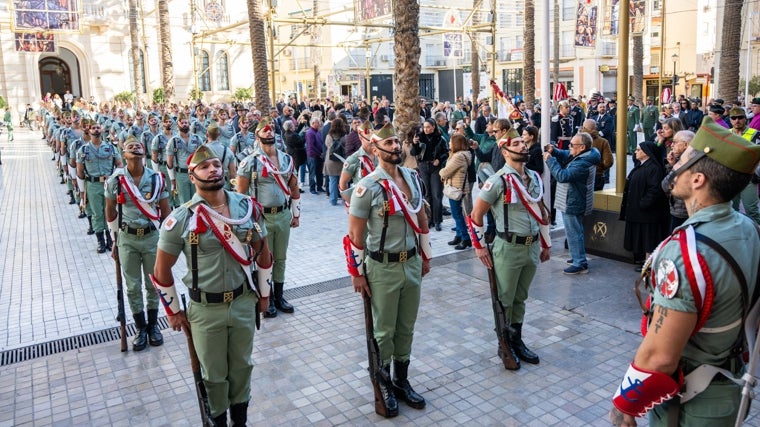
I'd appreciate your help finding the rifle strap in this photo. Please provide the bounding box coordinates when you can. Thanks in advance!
[188,208,199,295]
[377,188,390,255]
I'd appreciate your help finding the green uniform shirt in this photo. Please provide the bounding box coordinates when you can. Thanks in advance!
[237,148,294,207]
[651,203,760,371]
[204,140,236,171]
[349,167,423,253]
[342,147,376,184]
[478,164,542,236]
[157,191,268,293]
[76,141,122,177]
[104,168,169,229]
[627,105,641,131]
[641,105,659,128]
[166,134,203,169]
[151,133,171,163]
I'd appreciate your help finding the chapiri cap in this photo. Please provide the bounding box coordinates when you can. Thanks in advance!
[187,145,219,171]
[689,116,760,174]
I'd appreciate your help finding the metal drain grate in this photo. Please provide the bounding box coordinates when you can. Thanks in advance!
[0,317,170,366]
[0,251,476,367]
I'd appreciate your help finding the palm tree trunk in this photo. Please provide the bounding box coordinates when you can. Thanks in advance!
[157,0,174,100]
[128,0,142,101]
[247,0,271,111]
[470,0,482,104]
[523,0,536,107]
[392,0,421,149]
[632,34,643,104]
[717,0,744,102]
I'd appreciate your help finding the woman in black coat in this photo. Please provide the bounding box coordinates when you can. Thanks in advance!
[620,141,669,270]
[411,118,449,230]
[283,120,307,189]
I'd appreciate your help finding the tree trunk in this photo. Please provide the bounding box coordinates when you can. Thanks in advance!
[247,0,271,111]
[523,0,536,107]
[312,0,320,100]
[552,0,559,87]
[470,0,482,104]
[632,34,643,104]
[717,0,744,102]
[392,0,421,149]
[128,0,142,102]
[157,0,174,101]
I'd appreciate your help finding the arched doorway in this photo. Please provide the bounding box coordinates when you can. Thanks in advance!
[39,47,82,100]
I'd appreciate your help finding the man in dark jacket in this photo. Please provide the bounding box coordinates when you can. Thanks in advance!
[686,99,705,132]
[305,117,325,194]
[543,132,601,274]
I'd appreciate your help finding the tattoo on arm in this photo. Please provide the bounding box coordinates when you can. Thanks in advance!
[653,305,669,334]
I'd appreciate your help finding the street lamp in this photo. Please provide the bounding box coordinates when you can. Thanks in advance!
[671,53,679,98]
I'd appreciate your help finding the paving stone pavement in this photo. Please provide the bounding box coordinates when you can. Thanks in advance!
[1,129,759,426]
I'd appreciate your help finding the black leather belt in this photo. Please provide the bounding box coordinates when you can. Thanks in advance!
[189,284,245,303]
[496,231,539,245]
[176,167,189,173]
[121,223,156,236]
[368,247,417,263]
[262,205,287,214]
[86,175,107,182]
[155,160,166,165]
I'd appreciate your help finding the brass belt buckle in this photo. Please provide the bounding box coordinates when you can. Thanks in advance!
[524,236,533,245]
[269,206,277,214]
[99,176,106,182]
[223,291,234,303]
[136,228,145,236]
[399,251,407,263]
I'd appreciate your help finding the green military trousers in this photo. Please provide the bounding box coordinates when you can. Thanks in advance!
[86,180,106,232]
[366,254,422,365]
[187,289,258,417]
[262,209,291,283]
[156,164,178,208]
[491,237,540,324]
[176,171,195,204]
[117,230,159,314]
[649,381,741,426]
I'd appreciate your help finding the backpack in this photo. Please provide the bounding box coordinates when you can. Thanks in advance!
[329,136,346,162]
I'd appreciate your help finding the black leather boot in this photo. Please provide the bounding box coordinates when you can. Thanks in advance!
[392,360,426,409]
[212,411,228,427]
[274,282,294,313]
[146,309,163,346]
[263,284,277,318]
[68,192,76,204]
[229,401,248,427]
[509,323,539,364]
[87,216,95,235]
[96,232,107,253]
[447,236,462,246]
[375,365,399,417]
[105,232,113,251]
[132,312,148,351]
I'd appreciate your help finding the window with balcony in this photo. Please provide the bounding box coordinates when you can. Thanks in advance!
[562,0,576,21]
[216,51,229,91]
[200,50,211,91]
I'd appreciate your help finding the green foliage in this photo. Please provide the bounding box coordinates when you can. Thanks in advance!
[233,87,253,101]
[113,91,135,104]
[739,76,760,98]
[189,88,203,101]
[0,96,6,109]
[153,87,165,104]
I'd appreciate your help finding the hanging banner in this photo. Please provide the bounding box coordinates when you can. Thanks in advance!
[355,0,392,24]
[630,0,647,34]
[11,0,82,33]
[15,32,56,53]
[574,1,598,48]
[442,9,463,59]
[602,0,647,36]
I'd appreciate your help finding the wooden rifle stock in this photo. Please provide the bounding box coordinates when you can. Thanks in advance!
[181,295,217,427]
[486,245,519,370]
[363,291,389,416]
[112,234,127,352]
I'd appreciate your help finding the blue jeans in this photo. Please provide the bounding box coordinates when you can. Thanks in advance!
[306,157,323,192]
[562,212,587,268]
[328,175,339,205]
[449,197,469,241]
[298,164,307,186]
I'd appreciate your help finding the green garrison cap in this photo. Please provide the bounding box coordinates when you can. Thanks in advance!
[357,120,373,139]
[370,123,397,143]
[691,117,760,174]
[497,128,521,148]
[256,117,272,132]
[187,145,219,170]
[206,121,220,138]
[729,107,746,117]
[124,135,139,146]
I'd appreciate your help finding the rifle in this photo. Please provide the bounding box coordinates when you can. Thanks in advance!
[486,244,519,370]
[363,291,391,417]
[181,294,217,427]
[112,232,128,352]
